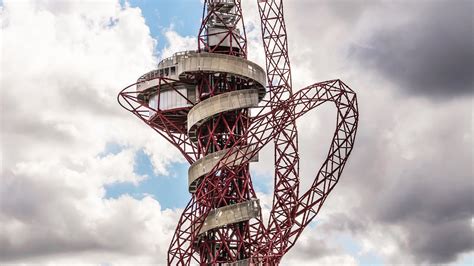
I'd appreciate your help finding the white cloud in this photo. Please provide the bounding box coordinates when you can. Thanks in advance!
[0,0,182,263]
[159,26,197,59]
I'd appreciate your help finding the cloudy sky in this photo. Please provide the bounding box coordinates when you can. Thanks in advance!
[1,0,473,265]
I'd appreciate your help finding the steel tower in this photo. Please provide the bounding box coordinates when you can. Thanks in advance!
[118,0,359,264]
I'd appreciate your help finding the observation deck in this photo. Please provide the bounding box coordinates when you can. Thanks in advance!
[135,51,266,133]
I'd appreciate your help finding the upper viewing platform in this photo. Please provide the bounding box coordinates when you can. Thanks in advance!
[133,50,267,133]
[136,51,266,97]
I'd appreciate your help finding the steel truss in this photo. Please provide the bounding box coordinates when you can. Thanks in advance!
[117,0,359,264]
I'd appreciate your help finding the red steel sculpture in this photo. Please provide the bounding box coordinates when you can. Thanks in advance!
[118,0,359,264]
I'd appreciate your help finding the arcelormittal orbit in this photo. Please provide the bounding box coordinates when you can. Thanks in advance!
[118,0,359,264]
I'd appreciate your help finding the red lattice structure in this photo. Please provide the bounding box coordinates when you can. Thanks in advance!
[118,0,359,264]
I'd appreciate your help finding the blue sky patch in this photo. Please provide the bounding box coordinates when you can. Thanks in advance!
[250,169,272,194]
[124,0,201,53]
[98,142,125,158]
[105,149,190,209]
